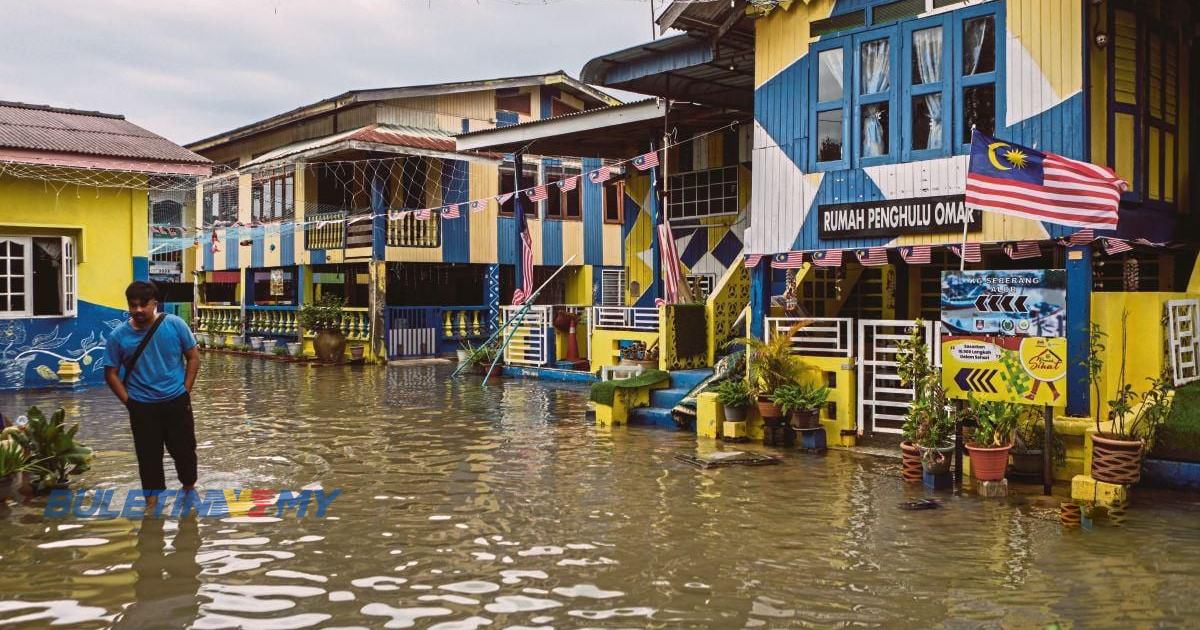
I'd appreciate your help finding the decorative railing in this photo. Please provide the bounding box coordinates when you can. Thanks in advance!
[592,306,660,331]
[305,210,347,250]
[339,307,371,341]
[766,317,854,357]
[705,261,750,364]
[442,306,490,340]
[387,213,440,248]
[195,305,243,336]
[501,305,552,366]
[245,306,299,337]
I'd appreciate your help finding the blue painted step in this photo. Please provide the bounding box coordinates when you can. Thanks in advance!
[629,406,676,427]
[628,369,714,430]
[650,387,692,409]
[670,369,713,391]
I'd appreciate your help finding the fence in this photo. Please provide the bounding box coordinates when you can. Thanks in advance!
[245,306,299,337]
[384,305,491,359]
[1167,298,1200,386]
[305,211,347,250]
[592,306,660,331]
[387,213,440,248]
[501,305,552,366]
[765,317,854,357]
[195,305,243,336]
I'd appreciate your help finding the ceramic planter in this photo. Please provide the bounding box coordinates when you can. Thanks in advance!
[918,444,955,475]
[722,405,747,422]
[1091,434,1144,485]
[249,337,264,351]
[756,396,783,419]
[789,408,820,430]
[900,441,923,483]
[966,444,1012,481]
[313,330,347,363]
[287,342,302,357]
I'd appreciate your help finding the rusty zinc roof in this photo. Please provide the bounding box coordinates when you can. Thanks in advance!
[0,101,209,165]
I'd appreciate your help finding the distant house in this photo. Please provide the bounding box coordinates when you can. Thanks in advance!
[0,101,209,389]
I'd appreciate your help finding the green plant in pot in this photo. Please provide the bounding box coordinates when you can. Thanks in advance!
[1,407,92,493]
[713,379,752,422]
[1087,314,1175,485]
[896,321,954,477]
[1011,408,1066,478]
[962,397,1019,482]
[727,321,807,421]
[772,382,830,430]
[460,339,502,375]
[0,438,43,503]
[299,295,347,364]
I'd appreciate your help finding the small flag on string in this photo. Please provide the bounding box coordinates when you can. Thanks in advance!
[387,210,405,221]
[470,200,489,213]
[497,192,514,206]
[654,298,666,307]
[812,250,843,268]
[1068,228,1096,245]
[632,151,660,171]
[442,204,461,219]
[855,247,888,266]
[1133,237,1160,246]
[743,254,763,268]
[210,230,220,254]
[1103,238,1133,255]
[950,242,982,262]
[415,208,431,220]
[771,252,805,269]
[899,245,931,264]
[526,185,549,203]
[1004,241,1041,260]
[558,175,579,192]
[588,166,612,184]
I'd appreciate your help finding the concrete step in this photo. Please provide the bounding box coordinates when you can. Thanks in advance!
[669,368,713,391]
[650,387,692,409]
[630,406,676,427]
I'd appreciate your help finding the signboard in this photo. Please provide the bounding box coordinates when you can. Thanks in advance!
[818,195,980,239]
[270,268,285,297]
[941,269,1066,336]
[941,335,1067,405]
[149,261,180,275]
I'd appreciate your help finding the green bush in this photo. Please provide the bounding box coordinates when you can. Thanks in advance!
[712,379,752,408]
[298,295,345,332]
[771,383,830,416]
[2,407,92,492]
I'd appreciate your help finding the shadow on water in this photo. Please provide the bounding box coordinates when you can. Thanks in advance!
[1,354,1199,627]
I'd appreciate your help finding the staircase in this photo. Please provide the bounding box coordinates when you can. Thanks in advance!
[629,369,713,428]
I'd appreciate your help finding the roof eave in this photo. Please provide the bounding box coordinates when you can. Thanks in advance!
[456,99,666,152]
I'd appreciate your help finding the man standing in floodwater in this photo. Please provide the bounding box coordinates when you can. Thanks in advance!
[104,281,201,499]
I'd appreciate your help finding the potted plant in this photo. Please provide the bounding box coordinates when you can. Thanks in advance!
[963,398,1019,482]
[896,321,954,477]
[272,345,289,359]
[461,340,502,375]
[728,322,807,420]
[1087,316,1175,485]
[299,295,347,364]
[1011,409,1066,479]
[1,407,92,494]
[349,345,366,361]
[713,379,752,422]
[772,382,830,430]
[0,438,41,503]
[287,341,303,358]
[619,341,659,369]
[249,336,265,351]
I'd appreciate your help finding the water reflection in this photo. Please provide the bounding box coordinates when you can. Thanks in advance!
[114,517,201,628]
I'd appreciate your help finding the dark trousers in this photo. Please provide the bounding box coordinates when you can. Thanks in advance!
[127,393,197,491]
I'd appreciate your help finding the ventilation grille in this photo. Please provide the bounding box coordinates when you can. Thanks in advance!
[811,10,866,37]
[874,0,926,24]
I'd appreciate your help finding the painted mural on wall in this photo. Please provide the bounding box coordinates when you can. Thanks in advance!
[0,301,127,390]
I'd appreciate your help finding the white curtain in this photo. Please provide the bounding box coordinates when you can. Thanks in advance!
[861,40,890,157]
[964,17,989,75]
[914,28,943,149]
[819,48,844,100]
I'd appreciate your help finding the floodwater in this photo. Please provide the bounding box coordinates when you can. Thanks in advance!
[2,356,1200,628]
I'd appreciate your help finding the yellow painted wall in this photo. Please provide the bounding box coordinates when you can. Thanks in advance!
[0,174,146,308]
[753,0,835,88]
[590,328,660,373]
[1088,291,1187,422]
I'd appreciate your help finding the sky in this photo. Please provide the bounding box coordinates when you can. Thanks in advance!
[0,0,662,145]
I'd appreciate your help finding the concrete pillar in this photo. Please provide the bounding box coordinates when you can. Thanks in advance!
[369,260,387,362]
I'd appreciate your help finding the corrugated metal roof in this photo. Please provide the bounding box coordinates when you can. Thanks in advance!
[240,123,459,169]
[0,101,209,165]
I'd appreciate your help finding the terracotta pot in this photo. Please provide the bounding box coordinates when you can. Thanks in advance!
[313,329,347,364]
[349,345,365,361]
[966,444,1012,481]
[1091,434,1144,485]
[756,397,783,419]
[722,405,747,422]
[900,441,923,483]
[789,408,820,430]
[918,444,955,475]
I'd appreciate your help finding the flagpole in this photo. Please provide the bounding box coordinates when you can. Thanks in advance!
[478,254,578,386]
[960,210,970,272]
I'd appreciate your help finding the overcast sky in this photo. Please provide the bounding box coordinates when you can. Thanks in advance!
[0,0,661,145]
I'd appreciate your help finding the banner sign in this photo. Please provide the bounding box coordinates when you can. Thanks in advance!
[941,269,1066,336]
[941,335,1067,405]
[817,195,980,239]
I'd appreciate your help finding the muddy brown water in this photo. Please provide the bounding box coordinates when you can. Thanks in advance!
[1,355,1199,628]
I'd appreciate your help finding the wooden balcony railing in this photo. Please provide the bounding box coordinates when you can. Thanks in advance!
[387,213,440,248]
[305,211,347,250]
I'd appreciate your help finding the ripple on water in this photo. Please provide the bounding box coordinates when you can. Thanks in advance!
[36,538,109,549]
[483,595,562,614]
[359,604,453,628]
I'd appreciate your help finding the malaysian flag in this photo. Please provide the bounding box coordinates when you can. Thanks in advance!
[951,242,982,262]
[632,150,660,171]
[744,253,764,268]
[441,204,461,219]
[512,200,534,305]
[1004,241,1042,260]
[558,175,579,192]
[856,247,887,266]
[415,208,431,220]
[899,245,931,264]
[470,200,489,213]
[771,252,805,269]
[588,166,612,184]
[965,130,1125,229]
[496,192,514,206]
[1103,238,1133,255]
[812,250,843,268]
[658,224,682,303]
[526,185,549,203]
[1068,228,1096,245]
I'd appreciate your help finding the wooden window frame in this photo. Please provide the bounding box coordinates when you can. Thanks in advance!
[603,180,625,225]
[251,171,295,223]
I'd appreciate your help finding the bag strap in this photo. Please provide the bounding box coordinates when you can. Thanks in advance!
[123,313,167,386]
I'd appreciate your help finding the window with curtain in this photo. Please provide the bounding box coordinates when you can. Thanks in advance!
[959,14,996,144]
[909,25,945,154]
[859,36,893,160]
[815,46,847,165]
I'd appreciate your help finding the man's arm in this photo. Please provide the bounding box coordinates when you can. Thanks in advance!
[183,345,200,393]
[105,367,130,404]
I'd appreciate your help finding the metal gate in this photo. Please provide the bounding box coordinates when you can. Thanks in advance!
[856,319,934,435]
[385,307,439,359]
[501,305,551,367]
[1167,299,1200,386]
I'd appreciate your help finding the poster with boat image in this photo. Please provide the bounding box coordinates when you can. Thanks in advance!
[940,269,1066,337]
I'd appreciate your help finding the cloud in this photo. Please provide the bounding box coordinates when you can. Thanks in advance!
[0,0,655,144]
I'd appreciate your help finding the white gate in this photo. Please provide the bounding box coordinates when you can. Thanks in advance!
[857,319,934,435]
[1167,299,1200,386]
[501,305,551,367]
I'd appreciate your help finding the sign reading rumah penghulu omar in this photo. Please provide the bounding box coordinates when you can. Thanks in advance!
[817,195,981,239]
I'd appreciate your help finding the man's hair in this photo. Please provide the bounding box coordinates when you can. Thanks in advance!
[125,281,159,304]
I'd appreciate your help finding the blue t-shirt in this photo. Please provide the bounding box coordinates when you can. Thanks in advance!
[103,314,196,403]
